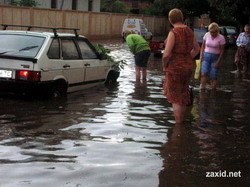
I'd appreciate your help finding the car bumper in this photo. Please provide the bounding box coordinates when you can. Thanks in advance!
[0,80,54,95]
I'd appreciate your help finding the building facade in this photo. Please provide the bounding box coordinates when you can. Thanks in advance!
[0,0,101,12]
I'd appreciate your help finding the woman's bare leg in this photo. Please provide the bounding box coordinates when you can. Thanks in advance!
[136,67,141,80]
[200,73,207,89]
[142,67,147,80]
[173,104,186,124]
[211,79,217,90]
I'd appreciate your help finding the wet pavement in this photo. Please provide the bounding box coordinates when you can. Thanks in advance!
[0,39,249,187]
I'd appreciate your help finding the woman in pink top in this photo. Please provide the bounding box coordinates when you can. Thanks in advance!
[199,22,225,90]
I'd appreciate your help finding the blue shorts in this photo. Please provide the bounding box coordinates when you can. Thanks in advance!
[134,50,151,68]
[201,52,219,79]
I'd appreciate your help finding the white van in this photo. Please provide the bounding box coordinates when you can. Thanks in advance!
[122,18,153,40]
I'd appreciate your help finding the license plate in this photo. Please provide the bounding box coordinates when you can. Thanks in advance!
[0,70,12,78]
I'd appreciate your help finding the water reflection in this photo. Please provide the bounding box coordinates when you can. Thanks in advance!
[159,123,191,187]
[0,41,249,186]
[158,48,249,186]
[0,42,170,186]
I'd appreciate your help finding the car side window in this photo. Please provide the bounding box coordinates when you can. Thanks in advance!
[47,38,60,59]
[62,39,80,60]
[77,40,98,59]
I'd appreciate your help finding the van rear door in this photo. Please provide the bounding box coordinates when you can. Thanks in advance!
[122,19,140,35]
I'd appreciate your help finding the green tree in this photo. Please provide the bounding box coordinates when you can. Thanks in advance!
[141,0,210,17]
[102,0,249,26]
[141,0,167,16]
[101,0,115,11]
[101,0,128,13]
[208,0,250,27]
[178,0,210,17]
[111,0,129,13]
[9,0,38,7]
[9,0,19,5]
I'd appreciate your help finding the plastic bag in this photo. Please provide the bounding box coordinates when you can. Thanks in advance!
[194,59,201,79]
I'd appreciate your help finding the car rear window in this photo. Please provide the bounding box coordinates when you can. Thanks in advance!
[226,28,237,34]
[0,34,45,58]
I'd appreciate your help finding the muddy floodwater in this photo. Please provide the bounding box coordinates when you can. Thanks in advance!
[0,39,249,187]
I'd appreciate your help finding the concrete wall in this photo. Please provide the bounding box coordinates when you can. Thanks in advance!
[0,4,168,39]
[36,0,50,9]
[56,0,72,10]
[92,0,100,12]
[77,0,88,11]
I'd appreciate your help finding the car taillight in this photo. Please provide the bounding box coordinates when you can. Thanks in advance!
[150,41,159,50]
[234,35,237,39]
[16,70,41,81]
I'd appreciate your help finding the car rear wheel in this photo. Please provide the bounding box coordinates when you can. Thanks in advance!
[50,80,67,98]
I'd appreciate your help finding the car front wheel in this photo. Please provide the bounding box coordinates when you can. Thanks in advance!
[105,71,120,85]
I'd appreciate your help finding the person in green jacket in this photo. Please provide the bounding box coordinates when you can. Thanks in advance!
[124,31,151,80]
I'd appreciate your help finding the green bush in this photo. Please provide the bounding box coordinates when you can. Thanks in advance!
[9,0,38,7]
[94,44,127,72]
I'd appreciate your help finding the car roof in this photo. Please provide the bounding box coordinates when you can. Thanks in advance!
[0,30,85,38]
[125,18,143,21]
[193,27,208,31]
[222,26,236,28]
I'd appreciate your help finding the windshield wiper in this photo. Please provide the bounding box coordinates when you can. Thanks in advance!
[19,45,39,51]
[0,46,39,55]
[0,50,14,55]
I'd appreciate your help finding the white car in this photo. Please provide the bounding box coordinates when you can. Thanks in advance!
[0,24,119,97]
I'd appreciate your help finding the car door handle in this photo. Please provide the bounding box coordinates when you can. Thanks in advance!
[84,63,90,67]
[63,64,70,68]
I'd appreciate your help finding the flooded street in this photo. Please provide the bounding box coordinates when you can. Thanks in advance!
[0,39,249,187]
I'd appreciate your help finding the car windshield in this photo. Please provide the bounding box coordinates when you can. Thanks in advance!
[226,28,237,34]
[194,28,208,43]
[0,34,45,58]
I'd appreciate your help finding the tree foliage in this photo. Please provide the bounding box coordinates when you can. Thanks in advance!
[112,1,129,13]
[102,0,250,27]
[9,0,38,7]
[140,0,167,16]
[94,44,127,71]
[101,0,129,13]
[137,0,210,18]
[208,0,250,27]
[178,0,210,17]
[150,0,249,26]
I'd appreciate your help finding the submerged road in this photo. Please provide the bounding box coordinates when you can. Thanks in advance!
[0,38,249,186]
